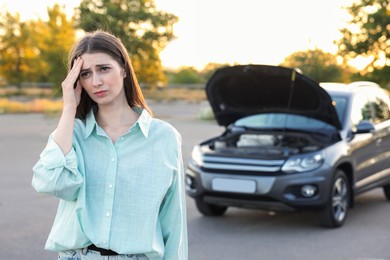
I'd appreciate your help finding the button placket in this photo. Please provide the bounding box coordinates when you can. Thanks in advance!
[100,146,117,245]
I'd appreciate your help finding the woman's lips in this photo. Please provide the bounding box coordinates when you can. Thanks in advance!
[94,90,107,97]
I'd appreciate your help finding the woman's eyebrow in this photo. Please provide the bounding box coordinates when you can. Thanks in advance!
[80,64,110,73]
[96,64,111,68]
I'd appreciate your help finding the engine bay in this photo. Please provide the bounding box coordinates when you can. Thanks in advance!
[207,131,333,158]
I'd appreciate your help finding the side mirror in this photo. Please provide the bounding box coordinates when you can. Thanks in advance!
[354,120,375,134]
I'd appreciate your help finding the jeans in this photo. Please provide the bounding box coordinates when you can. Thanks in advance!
[57,248,149,260]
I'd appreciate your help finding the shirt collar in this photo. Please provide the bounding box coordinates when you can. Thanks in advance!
[84,107,152,139]
[133,107,152,138]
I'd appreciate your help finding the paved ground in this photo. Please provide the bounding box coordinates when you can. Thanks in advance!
[1,101,390,260]
[0,100,220,260]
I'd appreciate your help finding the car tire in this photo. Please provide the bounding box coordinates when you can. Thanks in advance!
[383,185,390,200]
[195,198,227,216]
[318,169,350,228]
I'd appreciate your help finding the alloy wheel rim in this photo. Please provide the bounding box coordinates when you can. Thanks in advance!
[332,177,348,223]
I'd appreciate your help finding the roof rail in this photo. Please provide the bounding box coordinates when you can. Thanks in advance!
[348,81,381,88]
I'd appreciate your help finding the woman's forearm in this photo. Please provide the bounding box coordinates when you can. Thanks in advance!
[53,57,84,155]
[54,106,77,155]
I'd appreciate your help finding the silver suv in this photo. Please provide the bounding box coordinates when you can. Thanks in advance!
[185,64,390,228]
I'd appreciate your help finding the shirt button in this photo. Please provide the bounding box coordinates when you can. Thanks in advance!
[106,212,111,217]
[111,158,115,162]
[108,184,113,188]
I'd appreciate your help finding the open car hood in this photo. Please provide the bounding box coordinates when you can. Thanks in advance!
[206,64,342,129]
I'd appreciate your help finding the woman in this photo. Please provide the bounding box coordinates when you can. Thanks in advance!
[32,30,187,260]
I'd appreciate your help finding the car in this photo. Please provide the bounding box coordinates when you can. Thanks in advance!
[185,64,390,228]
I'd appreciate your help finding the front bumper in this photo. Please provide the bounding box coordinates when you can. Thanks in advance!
[186,162,332,211]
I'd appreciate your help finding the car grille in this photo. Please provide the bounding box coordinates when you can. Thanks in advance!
[200,155,285,175]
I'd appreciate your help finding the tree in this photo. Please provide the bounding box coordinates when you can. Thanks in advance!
[0,5,75,91]
[76,0,178,87]
[280,49,348,83]
[0,12,44,87]
[200,63,230,82]
[39,4,76,93]
[169,66,204,84]
[337,0,390,86]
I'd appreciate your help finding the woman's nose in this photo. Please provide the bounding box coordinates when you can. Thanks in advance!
[92,74,103,87]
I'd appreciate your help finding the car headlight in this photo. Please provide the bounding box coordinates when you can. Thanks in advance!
[191,146,203,166]
[282,153,324,173]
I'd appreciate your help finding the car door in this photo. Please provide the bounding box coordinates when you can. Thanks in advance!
[348,91,381,189]
[368,92,390,179]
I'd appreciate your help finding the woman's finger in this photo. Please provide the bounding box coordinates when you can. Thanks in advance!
[63,57,83,90]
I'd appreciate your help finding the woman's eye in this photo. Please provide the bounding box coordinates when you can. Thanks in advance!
[100,66,111,72]
[80,71,90,78]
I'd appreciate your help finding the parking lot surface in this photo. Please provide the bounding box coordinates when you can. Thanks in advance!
[1,101,390,259]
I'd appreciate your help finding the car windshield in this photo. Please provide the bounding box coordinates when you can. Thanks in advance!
[234,114,336,131]
[234,95,347,131]
[330,95,347,124]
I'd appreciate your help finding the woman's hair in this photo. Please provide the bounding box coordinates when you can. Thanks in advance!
[67,30,152,119]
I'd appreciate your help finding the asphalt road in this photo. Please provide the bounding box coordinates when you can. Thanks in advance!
[1,101,390,260]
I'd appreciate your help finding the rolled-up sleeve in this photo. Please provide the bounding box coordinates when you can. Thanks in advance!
[32,135,83,201]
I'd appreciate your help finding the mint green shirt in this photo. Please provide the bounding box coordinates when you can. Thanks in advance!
[32,108,187,260]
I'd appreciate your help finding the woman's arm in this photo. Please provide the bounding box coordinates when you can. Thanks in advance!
[54,57,83,155]
[32,135,83,201]
[31,57,84,201]
[159,136,188,260]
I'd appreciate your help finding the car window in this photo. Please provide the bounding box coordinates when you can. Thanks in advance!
[350,93,374,127]
[372,95,390,124]
[351,91,390,126]
[234,113,336,131]
[330,96,347,124]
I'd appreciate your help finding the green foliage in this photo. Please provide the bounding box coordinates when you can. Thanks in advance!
[41,5,76,95]
[337,0,390,85]
[199,62,230,82]
[76,0,178,87]
[363,66,390,89]
[169,66,204,84]
[0,12,45,87]
[0,5,76,93]
[280,49,348,83]
[166,63,229,84]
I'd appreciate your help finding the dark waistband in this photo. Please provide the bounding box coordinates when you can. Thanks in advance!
[88,244,119,256]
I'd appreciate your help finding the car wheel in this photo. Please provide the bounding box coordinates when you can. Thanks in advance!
[319,170,350,228]
[383,184,390,200]
[195,198,227,216]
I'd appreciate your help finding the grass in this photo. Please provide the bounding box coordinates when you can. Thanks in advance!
[142,87,206,102]
[0,98,63,115]
[0,87,207,115]
[0,87,53,98]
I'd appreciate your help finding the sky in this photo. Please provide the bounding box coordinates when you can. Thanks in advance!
[0,0,354,70]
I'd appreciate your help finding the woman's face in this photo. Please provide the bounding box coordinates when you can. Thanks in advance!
[79,52,126,107]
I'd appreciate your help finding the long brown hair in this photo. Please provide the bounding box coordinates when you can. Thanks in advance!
[67,30,152,119]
